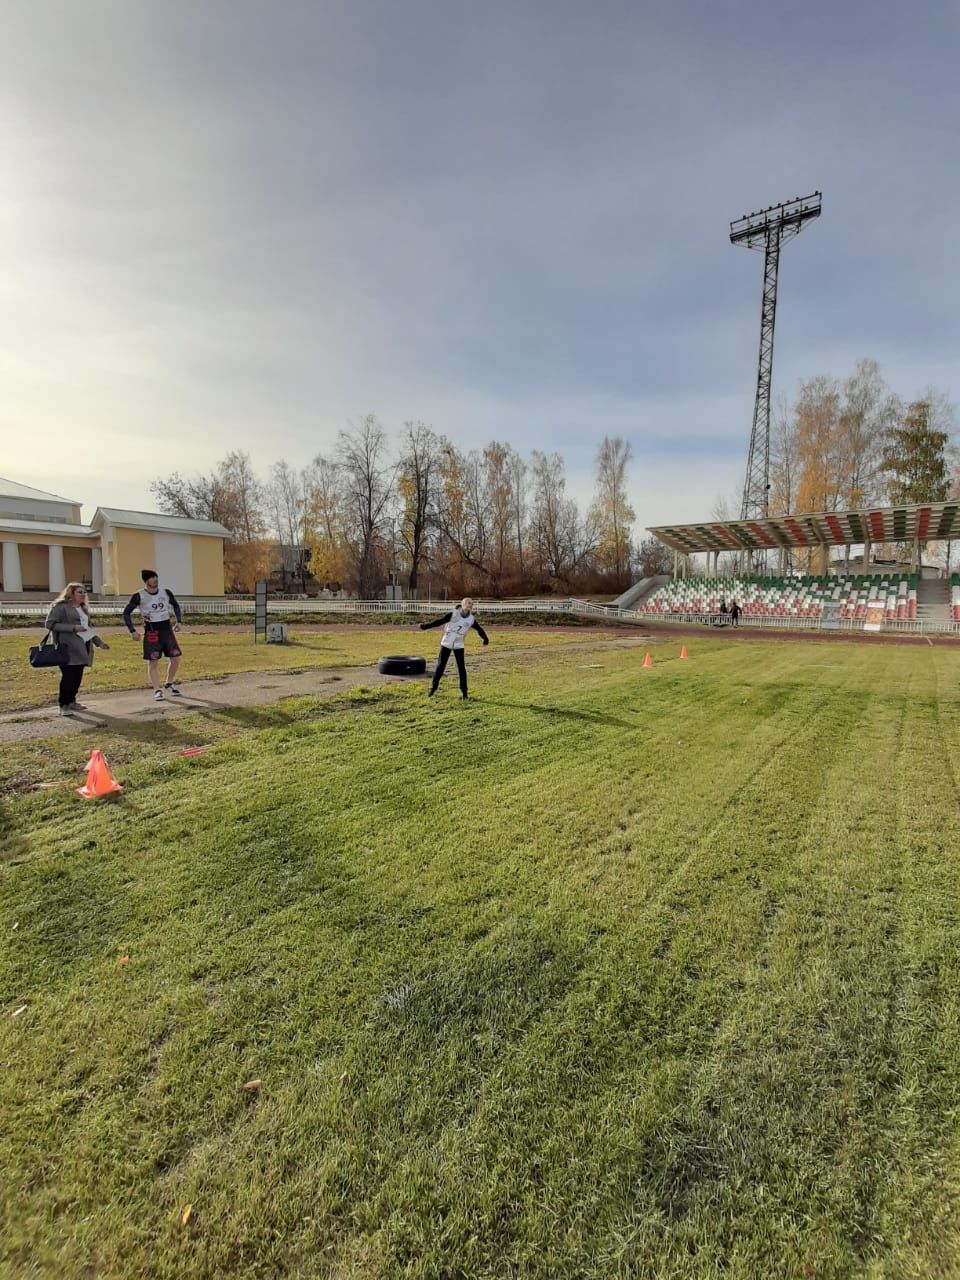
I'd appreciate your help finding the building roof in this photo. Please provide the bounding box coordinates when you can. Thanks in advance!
[0,517,98,538]
[0,476,80,505]
[93,508,231,538]
[648,501,960,554]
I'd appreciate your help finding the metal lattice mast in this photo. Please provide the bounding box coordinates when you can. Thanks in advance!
[730,192,821,521]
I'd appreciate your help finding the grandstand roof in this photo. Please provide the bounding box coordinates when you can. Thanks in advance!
[648,501,960,555]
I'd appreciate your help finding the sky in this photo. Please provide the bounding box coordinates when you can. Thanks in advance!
[1,0,958,529]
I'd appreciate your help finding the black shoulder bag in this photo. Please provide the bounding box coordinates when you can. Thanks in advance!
[29,632,63,669]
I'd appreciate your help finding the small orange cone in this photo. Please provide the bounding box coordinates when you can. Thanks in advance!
[680,646,689,659]
[643,652,652,669]
[77,750,122,799]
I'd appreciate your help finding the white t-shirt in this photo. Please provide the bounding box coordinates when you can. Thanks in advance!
[75,607,97,642]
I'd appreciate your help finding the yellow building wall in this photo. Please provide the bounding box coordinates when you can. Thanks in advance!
[20,545,49,590]
[110,528,156,597]
[191,537,226,595]
[64,547,94,583]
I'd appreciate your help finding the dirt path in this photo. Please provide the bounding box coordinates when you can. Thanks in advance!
[0,637,655,745]
[0,664,415,745]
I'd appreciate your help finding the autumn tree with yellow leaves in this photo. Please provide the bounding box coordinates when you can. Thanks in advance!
[591,436,635,589]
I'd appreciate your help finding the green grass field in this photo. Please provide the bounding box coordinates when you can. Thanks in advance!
[3,634,960,1278]
[0,625,596,714]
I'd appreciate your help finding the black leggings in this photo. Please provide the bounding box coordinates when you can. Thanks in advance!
[58,664,85,707]
[431,645,467,695]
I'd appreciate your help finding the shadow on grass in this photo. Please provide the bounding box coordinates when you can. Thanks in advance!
[68,710,210,750]
[212,704,312,731]
[480,698,632,729]
[209,694,364,728]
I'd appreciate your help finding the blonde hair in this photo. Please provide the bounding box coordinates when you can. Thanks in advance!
[53,581,87,605]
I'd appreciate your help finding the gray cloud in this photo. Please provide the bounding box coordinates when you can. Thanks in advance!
[1,0,957,529]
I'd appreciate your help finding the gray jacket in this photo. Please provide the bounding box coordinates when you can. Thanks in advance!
[43,602,107,667]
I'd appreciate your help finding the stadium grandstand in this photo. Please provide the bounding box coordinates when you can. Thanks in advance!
[637,572,918,622]
[637,499,960,629]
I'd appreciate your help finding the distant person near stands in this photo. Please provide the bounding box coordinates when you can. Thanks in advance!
[123,570,184,701]
[418,597,489,700]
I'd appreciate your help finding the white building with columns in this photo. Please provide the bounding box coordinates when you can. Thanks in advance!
[0,479,101,595]
[0,478,229,597]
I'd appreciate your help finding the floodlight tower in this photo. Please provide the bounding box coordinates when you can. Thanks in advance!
[730,191,821,521]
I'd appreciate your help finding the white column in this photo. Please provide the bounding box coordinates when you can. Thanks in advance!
[2,542,22,593]
[91,547,103,593]
[48,544,66,593]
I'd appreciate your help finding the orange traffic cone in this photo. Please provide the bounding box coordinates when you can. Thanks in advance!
[680,646,689,659]
[643,652,652,669]
[77,750,123,799]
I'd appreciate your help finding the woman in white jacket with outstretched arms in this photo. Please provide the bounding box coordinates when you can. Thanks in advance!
[418,597,489,699]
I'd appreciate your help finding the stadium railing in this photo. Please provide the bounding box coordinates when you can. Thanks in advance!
[4,596,960,634]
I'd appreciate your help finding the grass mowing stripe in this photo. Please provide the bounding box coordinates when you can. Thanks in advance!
[644,660,908,1275]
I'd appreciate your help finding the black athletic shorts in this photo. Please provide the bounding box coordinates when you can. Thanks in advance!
[143,621,182,661]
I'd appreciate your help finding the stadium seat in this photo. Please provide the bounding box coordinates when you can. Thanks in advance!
[638,573,912,622]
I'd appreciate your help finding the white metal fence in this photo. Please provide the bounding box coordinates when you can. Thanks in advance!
[4,596,960,636]
[0,597,621,619]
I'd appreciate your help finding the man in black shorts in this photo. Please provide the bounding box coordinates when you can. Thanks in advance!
[122,570,184,701]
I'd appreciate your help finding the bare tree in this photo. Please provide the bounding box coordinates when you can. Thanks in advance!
[268,460,306,590]
[397,422,441,595]
[769,395,795,517]
[435,443,490,588]
[565,498,600,585]
[507,448,528,582]
[483,441,517,593]
[838,359,899,508]
[337,415,397,597]
[529,451,597,585]
[591,436,635,588]
[463,450,491,584]
[637,535,671,578]
[151,468,238,528]
[530,451,567,583]
[220,450,265,543]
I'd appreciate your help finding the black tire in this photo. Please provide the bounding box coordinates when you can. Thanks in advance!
[377,655,427,676]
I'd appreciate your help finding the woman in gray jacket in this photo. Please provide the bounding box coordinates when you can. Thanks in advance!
[44,582,111,716]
